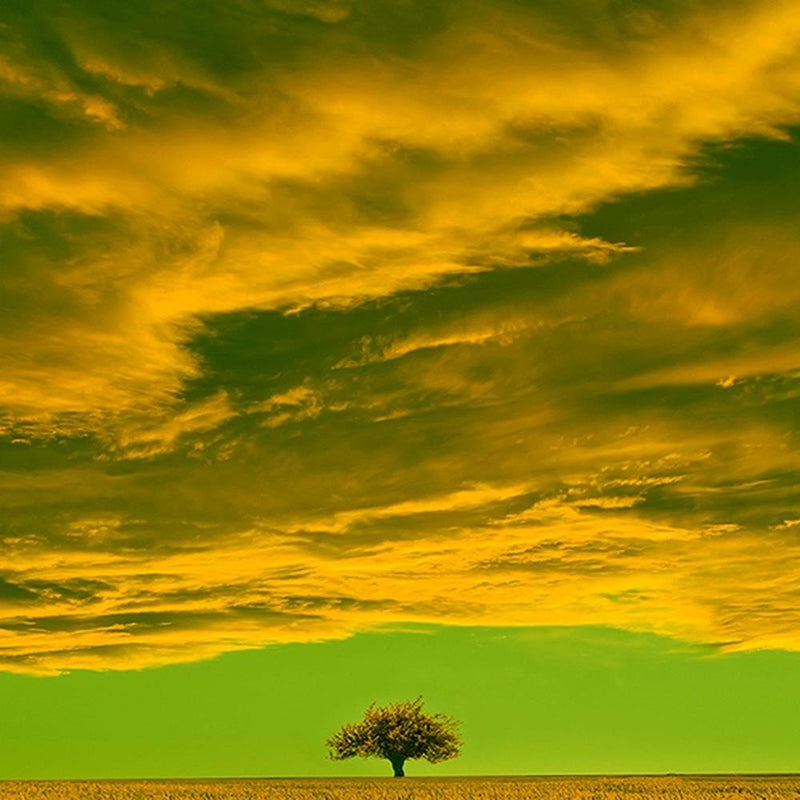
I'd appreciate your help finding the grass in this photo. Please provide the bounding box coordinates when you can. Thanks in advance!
[1,776,800,799]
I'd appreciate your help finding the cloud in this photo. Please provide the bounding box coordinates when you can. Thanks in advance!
[3,0,800,439]
[110,391,237,458]
[250,383,334,428]
[283,482,533,534]
[2,471,799,674]
[261,0,354,23]
[0,53,124,131]
[3,0,800,672]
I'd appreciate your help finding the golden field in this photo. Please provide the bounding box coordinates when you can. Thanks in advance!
[1,777,799,799]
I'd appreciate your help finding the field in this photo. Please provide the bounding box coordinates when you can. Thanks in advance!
[1,776,800,799]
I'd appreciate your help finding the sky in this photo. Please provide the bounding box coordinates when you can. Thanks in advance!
[3,0,800,778]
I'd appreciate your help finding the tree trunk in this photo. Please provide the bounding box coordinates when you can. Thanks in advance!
[389,756,405,777]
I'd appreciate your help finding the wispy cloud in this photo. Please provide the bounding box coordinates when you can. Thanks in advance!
[3,0,800,671]
[2,475,797,674]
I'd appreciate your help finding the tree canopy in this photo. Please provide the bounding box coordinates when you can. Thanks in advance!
[326,697,462,777]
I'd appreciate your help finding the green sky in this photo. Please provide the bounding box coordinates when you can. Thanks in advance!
[5,626,800,778]
[3,0,800,777]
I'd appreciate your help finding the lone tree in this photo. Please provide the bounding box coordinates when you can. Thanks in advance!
[326,696,462,777]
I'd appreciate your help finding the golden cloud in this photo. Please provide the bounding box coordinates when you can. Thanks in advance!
[0,0,799,438]
[2,473,798,674]
[3,0,800,673]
